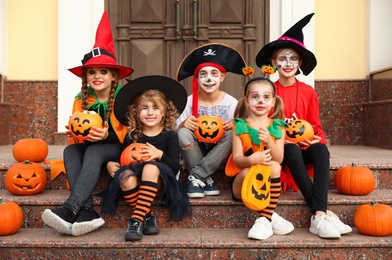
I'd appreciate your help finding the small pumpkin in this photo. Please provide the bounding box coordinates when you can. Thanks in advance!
[12,137,48,163]
[354,201,392,236]
[334,163,376,195]
[0,197,23,236]
[68,110,103,141]
[242,66,255,77]
[285,119,314,144]
[120,143,151,166]
[5,161,47,195]
[261,65,276,75]
[194,115,225,144]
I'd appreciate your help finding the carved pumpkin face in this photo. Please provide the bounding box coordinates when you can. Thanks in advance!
[68,110,103,141]
[5,161,47,195]
[120,143,151,166]
[194,116,225,144]
[241,164,271,211]
[285,119,314,144]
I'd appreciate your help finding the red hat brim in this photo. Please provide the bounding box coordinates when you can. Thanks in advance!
[68,64,134,79]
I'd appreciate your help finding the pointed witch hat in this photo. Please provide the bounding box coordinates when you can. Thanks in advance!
[255,13,317,76]
[69,11,134,79]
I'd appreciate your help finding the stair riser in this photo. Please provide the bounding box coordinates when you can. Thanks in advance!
[1,247,391,259]
[1,167,392,191]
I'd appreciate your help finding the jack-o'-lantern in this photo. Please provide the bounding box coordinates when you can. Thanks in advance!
[285,119,314,144]
[120,143,151,166]
[241,164,271,211]
[5,161,47,195]
[68,110,103,141]
[194,116,225,144]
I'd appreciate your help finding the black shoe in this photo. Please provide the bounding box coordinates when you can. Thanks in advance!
[42,206,77,235]
[143,213,159,235]
[125,218,143,241]
[71,207,105,236]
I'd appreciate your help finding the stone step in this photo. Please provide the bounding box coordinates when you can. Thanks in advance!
[1,189,391,230]
[0,227,391,259]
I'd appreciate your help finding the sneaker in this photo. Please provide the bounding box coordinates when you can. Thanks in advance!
[326,210,352,235]
[125,218,144,241]
[41,207,77,235]
[271,213,294,235]
[187,175,205,198]
[309,214,341,239]
[143,212,159,235]
[248,217,273,240]
[71,207,105,236]
[204,176,220,196]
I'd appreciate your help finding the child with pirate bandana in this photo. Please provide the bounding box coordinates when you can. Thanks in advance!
[256,13,352,239]
[42,11,133,236]
[176,43,246,198]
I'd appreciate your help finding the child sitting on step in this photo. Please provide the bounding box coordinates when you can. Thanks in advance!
[106,76,191,241]
[255,13,352,239]
[226,77,294,240]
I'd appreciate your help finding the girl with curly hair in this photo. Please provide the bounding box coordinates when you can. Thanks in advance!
[106,76,191,241]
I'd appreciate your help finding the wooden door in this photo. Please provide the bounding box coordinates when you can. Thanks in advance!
[106,0,269,99]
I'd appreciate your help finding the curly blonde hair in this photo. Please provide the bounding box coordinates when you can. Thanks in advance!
[126,89,179,142]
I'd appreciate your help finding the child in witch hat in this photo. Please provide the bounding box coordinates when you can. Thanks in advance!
[42,11,134,236]
[176,43,247,198]
[256,13,352,239]
[105,75,191,241]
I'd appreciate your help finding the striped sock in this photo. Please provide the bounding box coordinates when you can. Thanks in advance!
[258,177,281,221]
[131,181,158,222]
[122,186,139,207]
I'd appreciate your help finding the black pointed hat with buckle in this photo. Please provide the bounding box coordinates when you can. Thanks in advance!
[256,13,317,76]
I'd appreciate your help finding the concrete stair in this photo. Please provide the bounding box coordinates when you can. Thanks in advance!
[0,145,392,259]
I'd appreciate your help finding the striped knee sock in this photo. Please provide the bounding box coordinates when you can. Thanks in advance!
[131,181,158,222]
[258,177,281,221]
[122,186,139,207]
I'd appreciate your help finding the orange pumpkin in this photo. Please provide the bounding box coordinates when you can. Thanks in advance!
[0,197,23,236]
[5,161,47,195]
[12,138,48,163]
[242,66,255,76]
[334,164,376,195]
[354,201,392,236]
[261,65,276,75]
[194,116,225,144]
[120,143,151,166]
[285,119,314,144]
[68,110,103,141]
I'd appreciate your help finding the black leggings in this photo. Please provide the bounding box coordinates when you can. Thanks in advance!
[282,143,330,213]
[63,142,123,212]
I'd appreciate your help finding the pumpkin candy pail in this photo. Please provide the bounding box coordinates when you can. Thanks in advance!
[68,110,103,141]
[120,143,151,166]
[194,115,225,144]
[285,119,314,144]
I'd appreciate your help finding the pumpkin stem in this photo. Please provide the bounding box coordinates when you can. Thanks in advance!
[0,197,3,205]
[22,160,32,165]
[351,163,357,167]
[370,201,378,207]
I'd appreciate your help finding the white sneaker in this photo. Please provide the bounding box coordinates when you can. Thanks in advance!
[248,217,273,240]
[271,213,295,235]
[309,214,341,239]
[326,210,352,235]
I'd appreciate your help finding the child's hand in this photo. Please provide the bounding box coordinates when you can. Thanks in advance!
[223,118,234,131]
[298,135,321,147]
[87,122,109,142]
[251,148,272,165]
[258,127,272,144]
[107,161,120,177]
[64,125,72,137]
[182,115,199,131]
[141,142,163,161]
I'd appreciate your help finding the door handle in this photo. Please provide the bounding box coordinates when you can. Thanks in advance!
[193,0,198,39]
[176,0,181,40]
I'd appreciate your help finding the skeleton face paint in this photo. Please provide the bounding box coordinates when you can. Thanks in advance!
[275,49,300,70]
[249,90,273,105]
[197,66,223,92]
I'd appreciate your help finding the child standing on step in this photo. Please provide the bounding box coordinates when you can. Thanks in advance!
[41,11,134,236]
[106,75,191,241]
[226,77,294,240]
[255,13,352,239]
[176,43,247,198]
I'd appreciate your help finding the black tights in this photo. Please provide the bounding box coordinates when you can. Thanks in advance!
[282,143,330,213]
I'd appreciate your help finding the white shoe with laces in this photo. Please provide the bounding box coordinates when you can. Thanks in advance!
[326,210,352,235]
[248,217,273,240]
[309,213,341,239]
[271,212,295,235]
